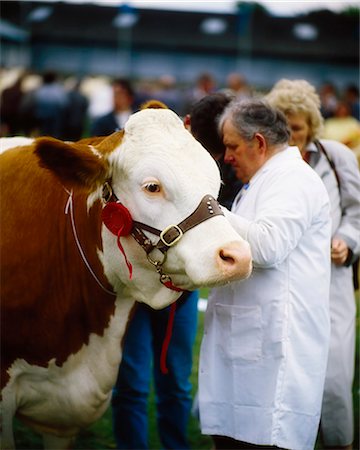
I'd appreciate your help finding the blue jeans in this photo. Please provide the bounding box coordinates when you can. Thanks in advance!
[111,291,199,449]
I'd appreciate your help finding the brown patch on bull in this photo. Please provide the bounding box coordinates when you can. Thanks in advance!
[75,135,106,146]
[96,130,124,155]
[140,99,168,110]
[0,143,116,388]
[74,130,124,157]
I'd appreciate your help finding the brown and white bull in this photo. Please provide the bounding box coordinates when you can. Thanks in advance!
[0,103,252,449]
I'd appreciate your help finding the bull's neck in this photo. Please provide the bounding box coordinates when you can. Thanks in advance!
[77,295,136,395]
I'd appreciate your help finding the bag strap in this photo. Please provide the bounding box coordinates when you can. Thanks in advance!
[313,139,341,191]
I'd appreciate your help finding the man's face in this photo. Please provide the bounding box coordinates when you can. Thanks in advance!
[222,119,264,183]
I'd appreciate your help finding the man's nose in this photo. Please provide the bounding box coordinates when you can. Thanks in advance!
[224,150,233,164]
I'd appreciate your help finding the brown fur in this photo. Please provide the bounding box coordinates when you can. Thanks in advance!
[35,137,109,190]
[140,99,168,110]
[0,139,118,388]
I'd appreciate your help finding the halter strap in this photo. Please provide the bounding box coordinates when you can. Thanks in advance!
[102,182,224,289]
[130,195,223,256]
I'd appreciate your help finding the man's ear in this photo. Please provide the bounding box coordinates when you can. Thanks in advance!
[254,133,267,154]
[184,114,191,130]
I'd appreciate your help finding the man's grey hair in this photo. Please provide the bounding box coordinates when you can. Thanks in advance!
[218,99,290,146]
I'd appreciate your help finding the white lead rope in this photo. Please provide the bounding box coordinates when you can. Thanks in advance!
[64,189,116,296]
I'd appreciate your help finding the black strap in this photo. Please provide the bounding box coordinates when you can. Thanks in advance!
[313,140,341,191]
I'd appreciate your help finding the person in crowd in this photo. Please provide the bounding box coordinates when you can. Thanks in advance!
[0,73,26,136]
[63,79,89,141]
[343,84,360,121]
[185,92,242,209]
[18,73,42,137]
[153,74,183,115]
[266,79,360,450]
[182,73,216,116]
[198,99,332,450]
[95,83,199,449]
[323,100,360,155]
[90,78,135,136]
[221,72,252,102]
[31,70,68,138]
[319,81,338,119]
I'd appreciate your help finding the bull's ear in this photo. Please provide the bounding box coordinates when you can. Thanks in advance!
[34,137,108,190]
[140,100,168,110]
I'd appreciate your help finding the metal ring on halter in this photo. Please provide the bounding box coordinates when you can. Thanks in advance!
[147,251,167,269]
[160,273,172,284]
[102,181,113,203]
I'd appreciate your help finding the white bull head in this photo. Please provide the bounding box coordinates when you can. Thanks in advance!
[36,102,252,309]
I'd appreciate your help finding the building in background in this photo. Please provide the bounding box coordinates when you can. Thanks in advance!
[0,1,358,91]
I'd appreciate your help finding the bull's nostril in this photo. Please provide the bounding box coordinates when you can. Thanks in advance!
[219,250,235,265]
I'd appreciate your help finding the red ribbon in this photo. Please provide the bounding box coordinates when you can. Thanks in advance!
[160,302,177,374]
[102,202,134,279]
[117,232,133,279]
[163,280,184,292]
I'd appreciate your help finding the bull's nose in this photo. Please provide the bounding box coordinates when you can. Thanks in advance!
[217,241,252,280]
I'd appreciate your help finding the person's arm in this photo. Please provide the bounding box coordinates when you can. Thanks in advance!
[222,166,330,268]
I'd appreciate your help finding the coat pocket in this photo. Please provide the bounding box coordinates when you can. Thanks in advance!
[215,303,262,361]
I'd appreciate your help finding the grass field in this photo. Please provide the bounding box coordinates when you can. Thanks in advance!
[13,289,360,449]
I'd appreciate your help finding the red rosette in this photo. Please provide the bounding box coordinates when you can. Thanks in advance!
[102,202,133,236]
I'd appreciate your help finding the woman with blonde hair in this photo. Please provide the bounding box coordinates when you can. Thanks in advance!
[266,79,360,450]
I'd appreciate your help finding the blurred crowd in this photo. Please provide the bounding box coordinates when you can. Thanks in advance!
[1,68,359,159]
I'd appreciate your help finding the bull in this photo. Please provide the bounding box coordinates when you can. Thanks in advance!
[0,102,252,449]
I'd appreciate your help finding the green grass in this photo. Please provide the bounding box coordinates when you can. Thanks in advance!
[13,288,359,449]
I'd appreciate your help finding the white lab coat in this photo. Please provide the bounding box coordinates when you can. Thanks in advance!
[307,139,360,446]
[199,147,332,450]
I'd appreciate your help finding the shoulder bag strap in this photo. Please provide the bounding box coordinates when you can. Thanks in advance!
[313,139,341,191]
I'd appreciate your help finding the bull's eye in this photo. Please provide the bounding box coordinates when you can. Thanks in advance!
[142,180,161,194]
[146,183,160,193]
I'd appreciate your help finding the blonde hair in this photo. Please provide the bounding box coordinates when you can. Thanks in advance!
[265,79,324,141]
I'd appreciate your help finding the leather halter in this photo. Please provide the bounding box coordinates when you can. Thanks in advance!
[102,181,224,288]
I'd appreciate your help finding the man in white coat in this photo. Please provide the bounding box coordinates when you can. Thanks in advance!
[199,99,332,450]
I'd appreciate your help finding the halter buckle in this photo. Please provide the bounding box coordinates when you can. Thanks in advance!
[102,181,113,203]
[160,225,183,247]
